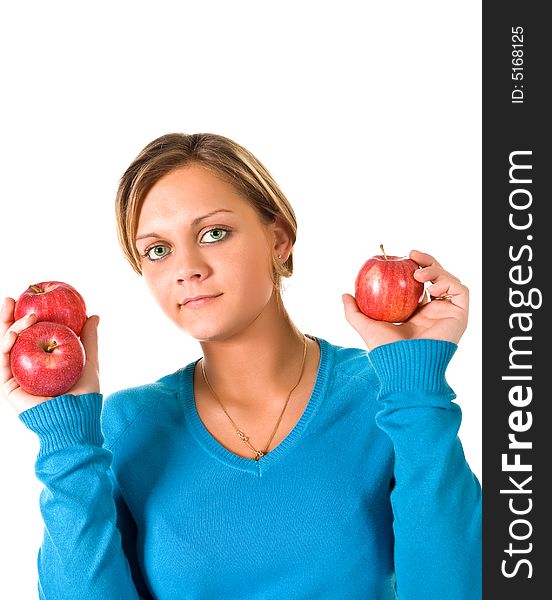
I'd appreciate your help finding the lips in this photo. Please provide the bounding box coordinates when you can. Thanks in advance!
[181,294,222,306]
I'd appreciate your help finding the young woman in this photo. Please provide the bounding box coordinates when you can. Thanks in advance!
[1,133,482,599]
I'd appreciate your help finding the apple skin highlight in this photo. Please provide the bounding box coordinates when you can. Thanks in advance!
[354,254,424,323]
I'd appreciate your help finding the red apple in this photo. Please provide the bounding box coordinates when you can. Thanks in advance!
[14,281,87,336]
[10,321,85,397]
[354,245,425,323]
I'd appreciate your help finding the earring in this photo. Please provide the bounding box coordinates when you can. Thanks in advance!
[277,254,282,260]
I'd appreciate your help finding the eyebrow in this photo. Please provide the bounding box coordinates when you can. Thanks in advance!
[135,209,235,241]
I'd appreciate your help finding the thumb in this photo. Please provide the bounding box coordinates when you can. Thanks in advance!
[79,315,100,360]
[341,293,366,330]
[341,293,384,344]
[67,315,100,396]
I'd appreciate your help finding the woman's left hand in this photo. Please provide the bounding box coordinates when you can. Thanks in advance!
[342,250,469,350]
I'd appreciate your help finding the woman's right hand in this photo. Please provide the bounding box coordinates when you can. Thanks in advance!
[1,297,100,416]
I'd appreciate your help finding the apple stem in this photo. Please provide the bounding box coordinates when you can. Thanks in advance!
[30,285,43,294]
[45,340,58,353]
[380,244,388,260]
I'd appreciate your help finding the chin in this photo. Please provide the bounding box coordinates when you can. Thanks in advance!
[172,309,232,342]
[177,310,264,343]
[172,319,218,341]
[182,323,226,342]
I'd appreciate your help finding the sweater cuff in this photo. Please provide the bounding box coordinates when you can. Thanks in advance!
[368,339,457,402]
[18,393,104,455]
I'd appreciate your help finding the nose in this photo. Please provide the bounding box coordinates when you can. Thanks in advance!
[174,246,209,284]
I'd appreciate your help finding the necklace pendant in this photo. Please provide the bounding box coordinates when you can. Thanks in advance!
[254,450,265,461]
[237,430,249,442]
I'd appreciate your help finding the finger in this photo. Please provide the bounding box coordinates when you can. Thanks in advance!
[409,250,443,270]
[5,312,38,338]
[2,313,38,352]
[342,293,362,319]
[342,293,380,331]
[342,293,364,329]
[428,280,469,311]
[0,330,19,387]
[67,315,100,396]
[0,313,38,385]
[414,264,460,285]
[0,298,16,336]
[79,315,100,365]
[419,264,465,296]
[80,315,99,345]
[2,375,21,399]
[0,330,19,356]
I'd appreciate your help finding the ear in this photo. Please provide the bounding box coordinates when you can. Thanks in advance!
[269,216,294,261]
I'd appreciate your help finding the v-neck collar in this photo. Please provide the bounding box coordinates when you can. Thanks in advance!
[181,334,332,477]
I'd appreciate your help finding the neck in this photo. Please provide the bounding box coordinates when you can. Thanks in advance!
[198,292,307,410]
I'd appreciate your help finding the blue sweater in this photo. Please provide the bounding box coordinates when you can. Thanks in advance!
[19,337,482,599]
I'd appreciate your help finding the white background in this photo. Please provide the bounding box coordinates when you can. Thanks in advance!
[0,2,482,597]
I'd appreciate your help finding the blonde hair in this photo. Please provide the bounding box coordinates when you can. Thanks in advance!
[115,133,298,298]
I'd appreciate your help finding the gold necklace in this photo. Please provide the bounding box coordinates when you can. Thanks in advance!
[200,334,309,461]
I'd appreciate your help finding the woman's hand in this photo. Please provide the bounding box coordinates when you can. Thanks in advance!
[342,250,469,350]
[1,297,100,416]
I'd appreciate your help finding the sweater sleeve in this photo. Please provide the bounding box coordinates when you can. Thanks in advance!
[18,393,149,600]
[368,339,482,600]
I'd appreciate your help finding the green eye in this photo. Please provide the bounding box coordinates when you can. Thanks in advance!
[201,228,230,243]
[146,245,170,261]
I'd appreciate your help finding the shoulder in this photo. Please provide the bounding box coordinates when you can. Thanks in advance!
[318,336,380,393]
[314,337,384,430]
[101,362,194,448]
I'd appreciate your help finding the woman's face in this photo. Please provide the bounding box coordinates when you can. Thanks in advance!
[135,163,284,341]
